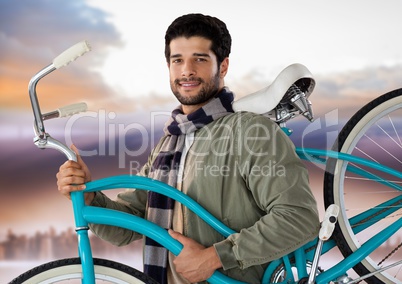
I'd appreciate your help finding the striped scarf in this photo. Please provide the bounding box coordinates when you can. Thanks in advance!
[144,88,234,283]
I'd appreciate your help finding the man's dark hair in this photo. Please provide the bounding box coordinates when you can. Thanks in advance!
[165,13,232,66]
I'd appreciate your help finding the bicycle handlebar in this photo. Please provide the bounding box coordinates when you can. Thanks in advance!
[42,102,88,121]
[29,41,91,161]
[53,41,91,69]
[58,102,88,117]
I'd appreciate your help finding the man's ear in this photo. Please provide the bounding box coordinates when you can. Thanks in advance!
[220,57,229,78]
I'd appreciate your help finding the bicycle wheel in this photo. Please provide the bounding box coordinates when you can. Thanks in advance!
[9,257,158,284]
[324,89,402,283]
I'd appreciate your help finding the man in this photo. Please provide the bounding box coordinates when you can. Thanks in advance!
[57,13,320,283]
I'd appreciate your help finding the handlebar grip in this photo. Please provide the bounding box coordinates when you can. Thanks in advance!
[52,41,91,69]
[58,102,88,117]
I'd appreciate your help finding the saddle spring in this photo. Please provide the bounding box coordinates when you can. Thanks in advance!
[266,81,314,127]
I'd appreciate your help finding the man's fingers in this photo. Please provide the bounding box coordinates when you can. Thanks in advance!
[69,144,91,178]
[70,144,85,164]
[57,164,85,181]
[58,174,86,186]
[168,229,191,245]
[70,144,80,155]
[59,183,86,193]
[56,165,87,192]
[58,160,82,173]
[168,229,183,240]
[57,183,86,198]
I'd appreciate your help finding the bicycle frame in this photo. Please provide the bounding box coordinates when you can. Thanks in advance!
[68,148,401,284]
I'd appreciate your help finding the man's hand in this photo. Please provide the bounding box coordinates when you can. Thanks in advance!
[56,144,94,204]
[168,229,222,282]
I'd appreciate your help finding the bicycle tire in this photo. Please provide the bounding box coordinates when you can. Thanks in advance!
[9,257,158,284]
[324,89,402,283]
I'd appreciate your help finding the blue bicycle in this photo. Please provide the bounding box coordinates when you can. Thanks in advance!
[11,41,402,283]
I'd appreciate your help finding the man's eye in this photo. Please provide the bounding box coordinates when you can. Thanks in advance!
[196,58,207,62]
[171,59,182,64]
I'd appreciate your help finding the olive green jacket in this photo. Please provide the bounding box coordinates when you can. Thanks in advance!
[90,112,320,283]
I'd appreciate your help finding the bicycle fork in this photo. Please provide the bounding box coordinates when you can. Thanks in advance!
[72,191,96,284]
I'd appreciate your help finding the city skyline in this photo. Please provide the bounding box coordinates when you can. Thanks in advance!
[2,226,143,283]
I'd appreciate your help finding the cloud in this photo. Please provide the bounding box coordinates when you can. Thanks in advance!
[310,65,402,117]
[0,0,119,50]
[317,66,402,98]
[0,0,123,110]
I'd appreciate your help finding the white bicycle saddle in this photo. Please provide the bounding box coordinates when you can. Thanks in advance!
[232,63,315,121]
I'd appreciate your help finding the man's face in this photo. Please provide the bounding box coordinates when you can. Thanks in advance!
[168,36,227,113]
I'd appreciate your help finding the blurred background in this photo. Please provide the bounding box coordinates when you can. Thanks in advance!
[2,0,402,282]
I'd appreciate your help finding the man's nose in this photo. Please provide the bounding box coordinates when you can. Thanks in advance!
[181,61,196,77]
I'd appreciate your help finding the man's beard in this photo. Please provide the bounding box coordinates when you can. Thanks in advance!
[171,71,220,106]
